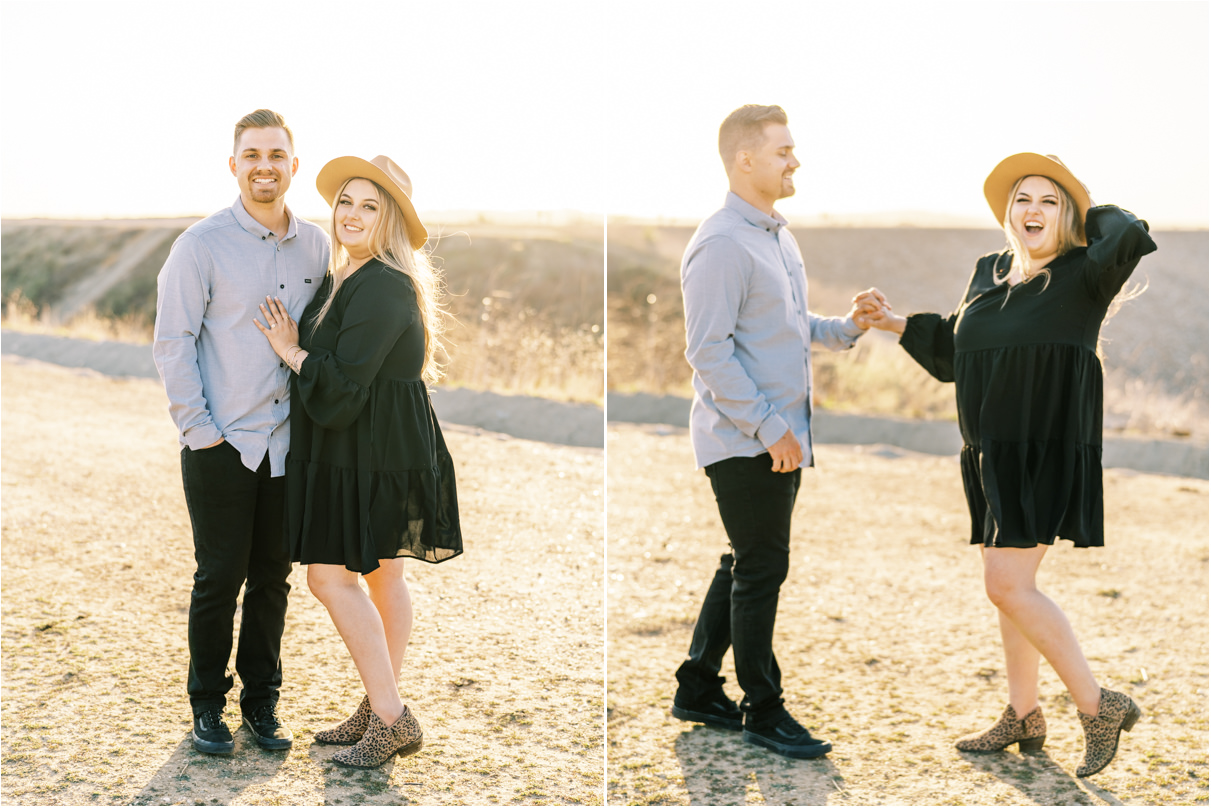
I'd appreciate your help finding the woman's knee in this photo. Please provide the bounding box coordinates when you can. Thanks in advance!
[984,568,1033,611]
[363,559,406,593]
[307,564,357,603]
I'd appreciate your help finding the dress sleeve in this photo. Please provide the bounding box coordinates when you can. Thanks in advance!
[296,268,416,430]
[899,312,958,383]
[1082,205,1158,305]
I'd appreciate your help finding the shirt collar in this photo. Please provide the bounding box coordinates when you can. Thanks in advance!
[231,196,299,242]
[725,191,787,234]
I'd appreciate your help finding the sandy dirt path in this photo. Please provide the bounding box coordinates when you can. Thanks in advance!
[607,424,1208,806]
[1,358,604,806]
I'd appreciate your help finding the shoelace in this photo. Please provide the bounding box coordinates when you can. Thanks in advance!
[198,708,226,729]
[249,705,282,728]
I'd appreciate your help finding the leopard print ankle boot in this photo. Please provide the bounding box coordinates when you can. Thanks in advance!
[955,704,1046,753]
[314,695,372,745]
[1076,688,1140,777]
[332,705,423,769]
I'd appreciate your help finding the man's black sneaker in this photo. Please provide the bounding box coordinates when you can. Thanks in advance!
[742,710,832,758]
[242,703,293,750]
[671,689,743,731]
[192,708,235,755]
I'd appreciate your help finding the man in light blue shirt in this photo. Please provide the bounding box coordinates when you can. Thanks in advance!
[154,109,329,755]
[672,104,873,759]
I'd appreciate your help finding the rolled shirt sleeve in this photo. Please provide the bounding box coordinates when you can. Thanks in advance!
[153,233,224,450]
[681,193,865,469]
[152,198,330,475]
[683,235,789,447]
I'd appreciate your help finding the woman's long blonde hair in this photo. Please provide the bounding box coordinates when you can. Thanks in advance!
[311,177,447,384]
[998,174,1144,353]
[998,174,1084,291]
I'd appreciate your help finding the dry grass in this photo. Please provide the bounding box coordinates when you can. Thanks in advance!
[442,304,603,405]
[607,424,1209,806]
[2,291,153,345]
[0,358,604,806]
[607,224,1209,442]
[1,217,606,404]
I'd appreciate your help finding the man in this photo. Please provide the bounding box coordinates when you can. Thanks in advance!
[153,109,329,755]
[673,104,872,759]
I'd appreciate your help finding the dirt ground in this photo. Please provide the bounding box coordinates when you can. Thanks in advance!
[0,357,604,806]
[606,424,1209,806]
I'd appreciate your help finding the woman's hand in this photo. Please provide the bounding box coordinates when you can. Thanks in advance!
[254,295,301,360]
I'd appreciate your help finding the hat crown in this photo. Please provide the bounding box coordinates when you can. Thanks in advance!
[369,155,413,199]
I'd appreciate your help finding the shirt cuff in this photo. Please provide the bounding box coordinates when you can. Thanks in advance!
[842,317,866,340]
[756,413,791,449]
[184,424,223,450]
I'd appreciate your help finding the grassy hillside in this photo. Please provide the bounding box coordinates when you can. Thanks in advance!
[608,222,1209,439]
[1,218,604,402]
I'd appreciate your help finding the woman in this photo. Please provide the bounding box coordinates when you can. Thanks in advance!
[856,153,1156,777]
[255,154,462,768]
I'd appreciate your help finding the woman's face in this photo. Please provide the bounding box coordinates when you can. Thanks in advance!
[1008,175,1061,259]
[334,178,380,258]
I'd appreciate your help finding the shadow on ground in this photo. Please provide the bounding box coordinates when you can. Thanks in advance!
[957,749,1124,807]
[674,726,843,806]
[132,731,288,805]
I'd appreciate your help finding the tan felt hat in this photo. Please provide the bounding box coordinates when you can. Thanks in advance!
[317,155,428,250]
[984,152,1091,241]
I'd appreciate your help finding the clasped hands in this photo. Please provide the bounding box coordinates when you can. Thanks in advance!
[848,287,906,334]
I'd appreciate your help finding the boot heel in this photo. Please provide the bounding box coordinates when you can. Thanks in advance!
[1018,736,1046,753]
[1120,703,1141,732]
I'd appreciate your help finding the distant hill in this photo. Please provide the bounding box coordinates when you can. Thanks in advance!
[608,222,1208,437]
[0,218,604,333]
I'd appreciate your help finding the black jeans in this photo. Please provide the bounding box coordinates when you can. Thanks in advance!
[180,441,291,717]
[676,453,801,721]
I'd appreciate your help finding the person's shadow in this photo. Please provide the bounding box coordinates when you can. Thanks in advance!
[674,726,843,806]
[957,749,1125,806]
[131,730,288,805]
[309,738,428,805]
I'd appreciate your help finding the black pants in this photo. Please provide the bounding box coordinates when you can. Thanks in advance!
[676,453,801,721]
[180,442,291,717]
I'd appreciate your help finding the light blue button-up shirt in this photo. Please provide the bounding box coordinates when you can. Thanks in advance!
[153,196,330,476]
[681,192,865,469]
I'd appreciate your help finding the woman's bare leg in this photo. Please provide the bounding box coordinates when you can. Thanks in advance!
[363,558,413,682]
[308,563,404,724]
[983,545,1101,716]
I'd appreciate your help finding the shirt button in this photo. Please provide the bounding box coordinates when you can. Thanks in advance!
[279,362,284,368]
[262,236,266,240]
[274,399,280,404]
[279,284,285,289]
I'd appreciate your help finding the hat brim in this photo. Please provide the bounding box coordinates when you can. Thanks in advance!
[984,153,1090,243]
[316,156,428,250]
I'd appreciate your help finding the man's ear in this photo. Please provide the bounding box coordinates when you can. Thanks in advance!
[290,156,299,177]
[229,156,238,177]
[733,149,753,175]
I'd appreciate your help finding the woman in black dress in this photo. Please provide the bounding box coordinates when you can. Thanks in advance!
[256,154,462,768]
[855,153,1156,777]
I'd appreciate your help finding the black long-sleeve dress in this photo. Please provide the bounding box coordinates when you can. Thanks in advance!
[899,205,1157,548]
[285,258,462,573]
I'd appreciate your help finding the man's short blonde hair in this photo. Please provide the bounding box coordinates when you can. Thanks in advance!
[233,109,294,156]
[718,105,788,169]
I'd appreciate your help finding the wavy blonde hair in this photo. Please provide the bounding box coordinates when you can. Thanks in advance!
[311,177,447,384]
[998,175,1084,291]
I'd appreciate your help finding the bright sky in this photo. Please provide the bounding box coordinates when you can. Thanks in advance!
[2,1,1207,226]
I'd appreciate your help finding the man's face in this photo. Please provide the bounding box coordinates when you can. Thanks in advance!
[229,127,297,206]
[748,123,800,203]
